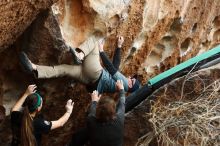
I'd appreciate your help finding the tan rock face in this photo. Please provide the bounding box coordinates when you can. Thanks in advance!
[54,0,220,82]
[120,0,220,82]
[0,0,58,50]
[0,0,220,145]
[53,0,130,47]
[52,0,95,47]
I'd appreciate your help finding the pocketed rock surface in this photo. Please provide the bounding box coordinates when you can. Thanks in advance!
[0,0,220,145]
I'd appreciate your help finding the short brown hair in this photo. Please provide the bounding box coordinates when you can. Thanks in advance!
[96,96,116,122]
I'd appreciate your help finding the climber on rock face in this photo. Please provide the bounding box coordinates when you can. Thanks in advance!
[11,85,74,146]
[19,35,141,94]
[68,80,125,146]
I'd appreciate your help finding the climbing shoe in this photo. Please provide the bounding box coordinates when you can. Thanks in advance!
[19,52,34,74]
[69,46,83,65]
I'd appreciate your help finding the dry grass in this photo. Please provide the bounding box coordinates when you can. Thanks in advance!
[136,79,220,146]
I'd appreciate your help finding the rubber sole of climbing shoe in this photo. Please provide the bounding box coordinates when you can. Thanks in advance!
[19,51,34,74]
[69,46,83,65]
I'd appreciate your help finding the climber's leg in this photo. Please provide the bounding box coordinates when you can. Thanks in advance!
[36,64,90,84]
[67,36,98,65]
[78,36,98,57]
[74,37,103,82]
[81,37,103,83]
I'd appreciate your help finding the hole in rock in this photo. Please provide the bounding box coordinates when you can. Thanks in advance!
[170,17,183,33]
[213,29,220,41]
[125,32,148,61]
[125,47,137,61]
[161,36,172,42]
[191,23,197,33]
[144,34,178,73]
[144,44,165,73]
[144,50,161,73]
[132,32,148,50]
[109,14,120,27]
[200,40,210,49]
[107,14,120,34]
[213,16,220,28]
[159,35,178,60]
[180,38,193,56]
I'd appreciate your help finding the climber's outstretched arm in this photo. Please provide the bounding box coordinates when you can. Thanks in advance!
[112,36,124,70]
[12,85,37,112]
[98,39,118,76]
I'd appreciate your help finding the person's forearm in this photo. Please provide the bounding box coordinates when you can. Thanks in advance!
[116,89,125,114]
[88,101,97,117]
[119,89,126,105]
[112,47,121,70]
[100,52,117,76]
[12,93,29,112]
[51,111,71,130]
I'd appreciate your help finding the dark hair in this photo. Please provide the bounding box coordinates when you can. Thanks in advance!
[21,93,42,146]
[96,97,116,122]
[23,93,42,113]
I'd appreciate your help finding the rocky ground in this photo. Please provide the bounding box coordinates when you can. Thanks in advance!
[0,0,220,145]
